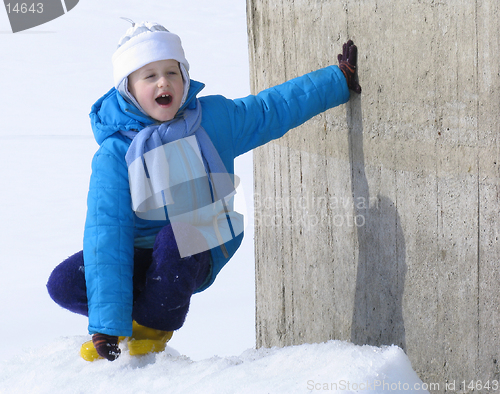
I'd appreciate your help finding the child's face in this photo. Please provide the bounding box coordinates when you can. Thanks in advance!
[128,59,184,122]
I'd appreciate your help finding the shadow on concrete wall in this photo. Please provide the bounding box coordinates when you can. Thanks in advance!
[346,95,407,350]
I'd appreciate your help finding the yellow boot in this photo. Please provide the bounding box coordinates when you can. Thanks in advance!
[127,321,173,356]
[80,336,126,362]
[80,339,101,362]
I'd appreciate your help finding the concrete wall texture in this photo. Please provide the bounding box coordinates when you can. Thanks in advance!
[247,0,500,388]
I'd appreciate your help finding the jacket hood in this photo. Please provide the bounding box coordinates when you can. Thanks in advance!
[89,79,205,145]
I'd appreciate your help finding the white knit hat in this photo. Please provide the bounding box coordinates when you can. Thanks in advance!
[112,20,190,111]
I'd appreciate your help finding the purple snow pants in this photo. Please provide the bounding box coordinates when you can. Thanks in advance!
[46,225,210,332]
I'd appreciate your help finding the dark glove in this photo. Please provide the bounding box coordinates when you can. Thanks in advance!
[338,40,362,94]
[92,333,121,361]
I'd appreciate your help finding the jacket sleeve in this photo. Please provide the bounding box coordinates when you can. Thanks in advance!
[228,65,350,157]
[83,140,135,337]
[194,65,349,290]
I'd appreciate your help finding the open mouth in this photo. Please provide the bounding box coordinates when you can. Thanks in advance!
[156,94,173,106]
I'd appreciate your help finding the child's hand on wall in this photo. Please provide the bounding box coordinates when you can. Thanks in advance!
[338,40,362,94]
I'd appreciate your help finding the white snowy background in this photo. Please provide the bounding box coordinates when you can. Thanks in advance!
[0,1,429,393]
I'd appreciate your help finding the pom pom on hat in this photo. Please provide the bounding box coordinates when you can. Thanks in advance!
[112,19,190,109]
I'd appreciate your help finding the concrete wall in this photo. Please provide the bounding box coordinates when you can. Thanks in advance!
[247,0,500,389]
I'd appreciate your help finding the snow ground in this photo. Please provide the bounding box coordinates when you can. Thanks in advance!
[0,0,427,392]
[0,338,429,394]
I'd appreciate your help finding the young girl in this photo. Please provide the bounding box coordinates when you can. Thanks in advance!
[47,20,361,361]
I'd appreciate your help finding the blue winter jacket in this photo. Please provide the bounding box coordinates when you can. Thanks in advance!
[83,65,350,336]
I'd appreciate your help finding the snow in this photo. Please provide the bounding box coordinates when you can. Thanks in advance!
[0,1,427,392]
[0,338,428,394]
